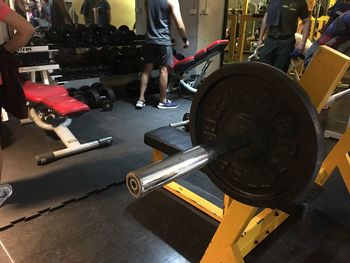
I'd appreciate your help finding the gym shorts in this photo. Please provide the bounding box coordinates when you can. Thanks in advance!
[144,44,173,67]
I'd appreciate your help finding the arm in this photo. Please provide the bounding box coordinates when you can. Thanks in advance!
[56,0,73,24]
[107,9,111,24]
[107,2,111,25]
[257,12,268,48]
[2,9,35,52]
[168,0,189,48]
[296,17,311,52]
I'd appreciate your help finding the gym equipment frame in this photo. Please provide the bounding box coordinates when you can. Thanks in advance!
[23,81,112,165]
[127,46,350,262]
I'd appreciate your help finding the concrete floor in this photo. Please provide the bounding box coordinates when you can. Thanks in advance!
[0,89,350,263]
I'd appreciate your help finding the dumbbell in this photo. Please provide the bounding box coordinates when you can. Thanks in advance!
[169,113,190,131]
[91,82,116,102]
[101,24,117,45]
[46,26,60,43]
[67,87,89,105]
[61,24,78,46]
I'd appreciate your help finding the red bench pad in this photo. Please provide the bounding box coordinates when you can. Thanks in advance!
[23,81,90,116]
[173,39,229,74]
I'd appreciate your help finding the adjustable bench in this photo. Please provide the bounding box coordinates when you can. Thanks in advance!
[23,81,112,165]
[169,40,229,93]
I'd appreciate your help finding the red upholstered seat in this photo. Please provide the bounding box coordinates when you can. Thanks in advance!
[42,94,76,108]
[194,47,207,60]
[173,40,229,74]
[24,85,68,104]
[23,81,90,116]
[51,100,90,116]
[24,81,63,90]
[174,56,196,73]
[172,57,180,68]
[206,40,229,54]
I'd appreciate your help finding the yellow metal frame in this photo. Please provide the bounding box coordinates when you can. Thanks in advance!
[149,46,350,262]
[226,0,264,63]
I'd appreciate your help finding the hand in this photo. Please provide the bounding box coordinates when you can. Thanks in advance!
[295,42,305,54]
[183,40,189,49]
[256,39,263,49]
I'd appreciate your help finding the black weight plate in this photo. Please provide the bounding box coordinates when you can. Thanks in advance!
[80,85,91,92]
[98,86,116,102]
[190,62,323,208]
[85,88,101,109]
[91,82,104,89]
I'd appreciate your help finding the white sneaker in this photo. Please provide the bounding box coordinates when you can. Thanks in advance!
[0,184,12,207]
[135,100,145,109]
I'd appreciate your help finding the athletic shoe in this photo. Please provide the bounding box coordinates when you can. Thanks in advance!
[0,184,12,207]
[135,100,145,109]
[157,99,179,109]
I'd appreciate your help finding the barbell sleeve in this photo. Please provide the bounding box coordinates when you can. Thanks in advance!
[126,130,250,198]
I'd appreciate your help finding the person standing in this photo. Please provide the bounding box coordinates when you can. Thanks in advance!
[257,0,311,72]
[13,0,28,19]
[135,0,189,110]
[50,0,73,28]
[0,0,35,207]
[94,0,110,27]
[41,0,51,22]
[80,0,96,26]
[304,10,350,66]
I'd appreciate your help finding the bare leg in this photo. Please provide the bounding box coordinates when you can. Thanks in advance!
[138,63,154,101]
[159,65,169,103]
[0,146,2,182]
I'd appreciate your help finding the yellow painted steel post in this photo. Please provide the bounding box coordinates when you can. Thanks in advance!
[228,14,238,62]
[152,149,164,162]
[163,182,223,222]
[234,0,249,61]
[315,128,350,188]
[201,202,258,263]
[237,209,289,256]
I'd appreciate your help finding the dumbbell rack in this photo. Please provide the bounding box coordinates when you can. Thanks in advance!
[17,45,59,85]
[50,43,145,89]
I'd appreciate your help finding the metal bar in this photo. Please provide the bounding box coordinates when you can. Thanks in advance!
[126,131,250,198]
[169,120,189,128]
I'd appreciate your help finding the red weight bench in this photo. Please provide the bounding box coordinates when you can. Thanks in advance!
[170,39,229,93]
[23,81,112,165]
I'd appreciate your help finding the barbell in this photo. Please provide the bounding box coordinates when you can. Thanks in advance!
[126,62,323,208]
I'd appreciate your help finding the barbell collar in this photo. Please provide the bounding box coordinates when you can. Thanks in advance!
[126,130,250,198]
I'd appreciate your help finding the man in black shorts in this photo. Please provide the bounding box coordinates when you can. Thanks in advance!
[135,0,189,109]
[257,0,311,72]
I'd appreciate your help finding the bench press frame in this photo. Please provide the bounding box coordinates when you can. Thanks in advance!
[147,46,350,262]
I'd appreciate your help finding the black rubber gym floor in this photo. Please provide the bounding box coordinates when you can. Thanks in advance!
[0,91,349,263]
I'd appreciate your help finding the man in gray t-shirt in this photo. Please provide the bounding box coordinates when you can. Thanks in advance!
[135,0,189,110]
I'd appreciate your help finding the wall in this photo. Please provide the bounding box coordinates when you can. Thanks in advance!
[72,0,135,28]
[197,0,226,74]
